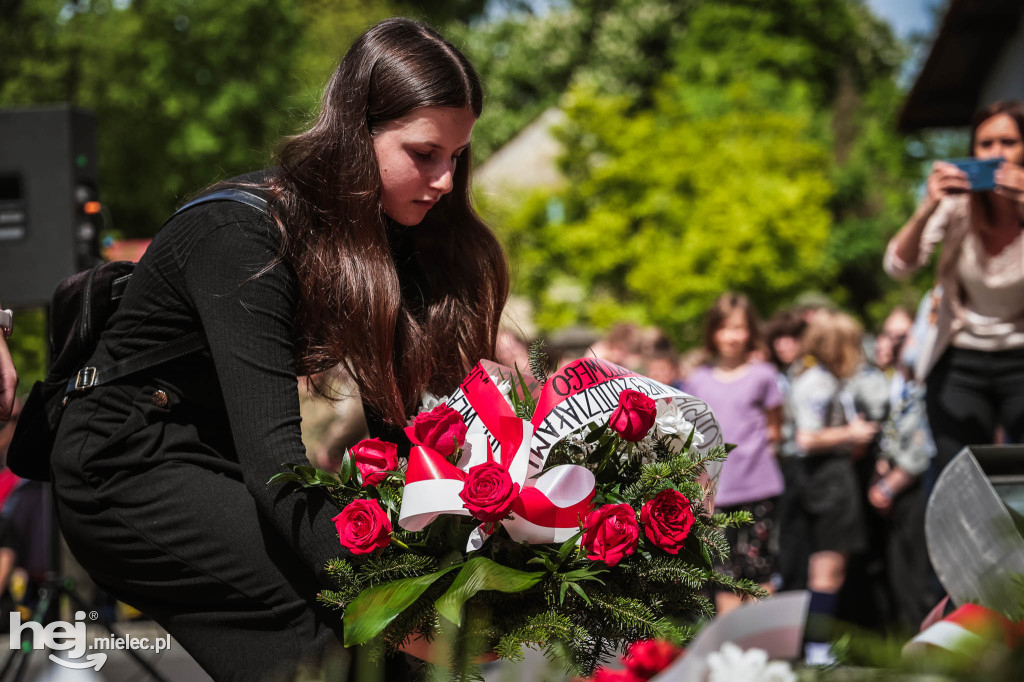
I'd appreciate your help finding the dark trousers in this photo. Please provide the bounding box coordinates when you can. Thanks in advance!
[883,480,934,631]
[925,346,1024,488]
[776,457,808,590]
[50,380,349,681]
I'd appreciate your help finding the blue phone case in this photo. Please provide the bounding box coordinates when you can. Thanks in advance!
[945,157,1002,192]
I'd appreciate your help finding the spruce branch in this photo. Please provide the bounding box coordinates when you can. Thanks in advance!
[589,594,676,641]
[316,589,354,611]
[709,510,755,528]
[684,444,730,471]
[693,525,731,563]
[359,554,437,587]
[528,340,549,384]
[493,611,589,662]
[624,556,706,590]
[705,572,769,599]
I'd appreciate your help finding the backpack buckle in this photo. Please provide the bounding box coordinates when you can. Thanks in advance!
[72,367,98,391]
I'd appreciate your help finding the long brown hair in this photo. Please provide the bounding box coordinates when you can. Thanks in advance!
[802,310,862,380]
[267,18,509,425]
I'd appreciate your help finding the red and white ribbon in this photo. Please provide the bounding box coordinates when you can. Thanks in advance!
[398,357,722,545]
[903,603,1024,656]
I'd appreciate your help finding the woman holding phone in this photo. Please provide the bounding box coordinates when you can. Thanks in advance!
[884,99,1024,486]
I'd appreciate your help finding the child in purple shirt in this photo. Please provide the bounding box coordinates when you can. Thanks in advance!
[684,293,783,615]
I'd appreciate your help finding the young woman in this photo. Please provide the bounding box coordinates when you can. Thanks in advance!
[683,293,783,615]
[49,18,508,680]
[885,100,1024,487]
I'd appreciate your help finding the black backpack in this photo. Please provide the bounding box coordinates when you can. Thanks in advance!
[7,189,269,481]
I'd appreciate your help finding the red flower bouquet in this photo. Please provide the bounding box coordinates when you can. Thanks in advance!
[272,352,759,677]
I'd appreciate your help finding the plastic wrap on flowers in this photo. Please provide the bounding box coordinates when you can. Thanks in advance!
[271,353,755,678]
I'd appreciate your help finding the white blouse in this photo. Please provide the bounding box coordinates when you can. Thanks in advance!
[883,194,1024,378]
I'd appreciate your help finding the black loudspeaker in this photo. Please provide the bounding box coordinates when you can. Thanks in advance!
[0,106,100,307]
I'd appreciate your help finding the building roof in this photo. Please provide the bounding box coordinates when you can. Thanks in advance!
[899,0,1024,132]
[474,108,566,195]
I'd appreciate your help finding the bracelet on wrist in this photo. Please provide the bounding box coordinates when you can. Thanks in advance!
[874,478,897,502]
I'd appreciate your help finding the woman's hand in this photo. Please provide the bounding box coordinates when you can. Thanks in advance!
[925,161,970,206]
[994,161,1024,206]
[868,467,915,515]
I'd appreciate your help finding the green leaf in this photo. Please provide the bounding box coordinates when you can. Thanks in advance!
[339,450,356,485]
[559,567,607,584]
[568,581,592,605]
[434,557,544,626]
[700,543,713,568]
[514,363,537,415]
[557,530,583,563]
[267,472,303,485]
[315,469,339,487]
[584,421,608,443]
[343,564,460,647]
[603,489,626,505]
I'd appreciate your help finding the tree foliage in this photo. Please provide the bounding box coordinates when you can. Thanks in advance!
[0,0,490,239]
[477,0,937,343]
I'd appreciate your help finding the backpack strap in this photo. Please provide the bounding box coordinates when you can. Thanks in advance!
[65,189,270,397]
[66,332,207,394]
[172,188,269,217]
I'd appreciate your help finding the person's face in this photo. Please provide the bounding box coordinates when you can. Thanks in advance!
[646,358,678,386]
[875,311,912,370]
[973,113,1024,165]
[713,309,750,361]
[772,335,801,367]
[372,105,476,226]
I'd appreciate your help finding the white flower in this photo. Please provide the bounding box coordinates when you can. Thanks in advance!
[495,379,514,406]
[761,661,798,682]
[707,642,795,682]
[655,400,705,446]
[419,392,443,413]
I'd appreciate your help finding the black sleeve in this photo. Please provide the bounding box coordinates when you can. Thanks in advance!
[182,211,346,581]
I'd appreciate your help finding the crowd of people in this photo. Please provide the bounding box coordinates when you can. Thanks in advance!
[517,99,1022,647]
[531,298,931,640]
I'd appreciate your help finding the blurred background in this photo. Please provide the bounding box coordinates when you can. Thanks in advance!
[0,0,984,388]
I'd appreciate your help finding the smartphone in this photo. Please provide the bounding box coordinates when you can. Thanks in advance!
[944,157,1003,192]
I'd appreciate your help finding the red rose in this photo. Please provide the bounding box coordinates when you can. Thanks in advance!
[405,403,468,458]
[459,461,520,522]
[640,489,695,555]
[333,499,392,555]
[592,668,644,682]
[608,390,657,442]
[581,504,640,568]
[351,438,398,487]
[624,639,684,678]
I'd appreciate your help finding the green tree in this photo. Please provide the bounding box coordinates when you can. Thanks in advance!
[484,0,929,343]
[496,76,834,342]
[453,0,688,160]
[2,0,306,236]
